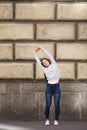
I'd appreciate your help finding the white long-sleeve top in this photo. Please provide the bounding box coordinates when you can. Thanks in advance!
[35,48,60,84]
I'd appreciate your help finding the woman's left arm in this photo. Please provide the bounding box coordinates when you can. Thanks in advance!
[42,47,56,65]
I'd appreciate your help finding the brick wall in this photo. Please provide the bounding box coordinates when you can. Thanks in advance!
[0,0,87,121]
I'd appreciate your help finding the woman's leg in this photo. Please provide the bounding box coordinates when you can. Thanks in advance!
[45,84,52,119]
[54,84,61,120]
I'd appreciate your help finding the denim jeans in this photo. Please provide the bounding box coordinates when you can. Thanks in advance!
[45,83,61,120]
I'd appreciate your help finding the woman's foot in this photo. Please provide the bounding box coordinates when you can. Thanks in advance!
[45,119,50,126]
[54,120,59,125]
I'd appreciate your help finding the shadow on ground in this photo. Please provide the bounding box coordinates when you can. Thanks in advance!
[0,121,87,130]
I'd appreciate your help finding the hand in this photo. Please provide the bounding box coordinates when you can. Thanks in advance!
[35,47,41,53]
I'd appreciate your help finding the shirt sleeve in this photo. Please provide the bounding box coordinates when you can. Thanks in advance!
[34,53,45,73]
[42,48,56,65]
[42,48,60,76]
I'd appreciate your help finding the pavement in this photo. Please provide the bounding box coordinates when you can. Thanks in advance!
[0,121,87,130]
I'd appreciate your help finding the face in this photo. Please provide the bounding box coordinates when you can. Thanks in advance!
[42,59,50,67]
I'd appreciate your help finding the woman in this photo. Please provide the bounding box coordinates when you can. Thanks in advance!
[34,47,61,126]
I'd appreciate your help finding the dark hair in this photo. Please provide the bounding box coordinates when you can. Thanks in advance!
[41,58,51,67]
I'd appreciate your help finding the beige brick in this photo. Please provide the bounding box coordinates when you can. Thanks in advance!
[0,63,33,79]
[78,23,87,40]
[77,63,87,79]
[57,43,87,60]
[0,23,33,40]
[57,3,87,20]
[37,23,75,40]
[58,63,75,79]
[0,44,13,60]
[0,3,12,19]
[15,43,54,60]
[16,3,55,20]
[36,64,44,79]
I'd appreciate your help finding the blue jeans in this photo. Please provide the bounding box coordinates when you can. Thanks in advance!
[45,83,61,120]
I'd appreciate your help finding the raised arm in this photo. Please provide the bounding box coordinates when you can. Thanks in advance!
[34,47,45,72]
[42,47,56,65]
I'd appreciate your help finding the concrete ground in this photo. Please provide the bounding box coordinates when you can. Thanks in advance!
[0,121,87,130]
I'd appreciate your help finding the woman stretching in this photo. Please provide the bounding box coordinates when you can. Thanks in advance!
[34,47,61,126]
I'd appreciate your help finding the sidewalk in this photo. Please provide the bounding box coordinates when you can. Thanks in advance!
[0,121,87,130]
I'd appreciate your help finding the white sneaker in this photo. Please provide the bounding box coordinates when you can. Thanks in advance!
[45,119,50,126]
[54,120,59,125]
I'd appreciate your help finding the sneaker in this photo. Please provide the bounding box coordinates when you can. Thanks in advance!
[54,120,59,125]
[45,119,50,126]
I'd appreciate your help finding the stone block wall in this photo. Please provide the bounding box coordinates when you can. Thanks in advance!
[0,0,87,121]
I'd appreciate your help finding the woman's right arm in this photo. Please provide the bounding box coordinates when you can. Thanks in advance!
[34,48,45,73]
[42,47,56,65]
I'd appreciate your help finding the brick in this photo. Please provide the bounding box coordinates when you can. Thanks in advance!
[15,43,34,60]
[9,93,22,119]
[21,93,38,120]
[15,42,54,60]
[0,93,13,119]
[36,65,44,79]
[57,43,87,60]
[6,83,20,93]
[81,94,87,120]
[0,3,12,19]
[38,93,46,120]
[0,23,33,40]
[58,63,75,79]
[77,63,87,79]
[16,3,55,20]
[0,83,6,93]
[0,63,33,79]
[61,82,87,92]
[21,82,45,93]
[37,23,75,40]
[78,23,87,40]
[57,3,87,20]
[60,93,80,120]
[0,44,13,60]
